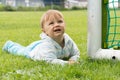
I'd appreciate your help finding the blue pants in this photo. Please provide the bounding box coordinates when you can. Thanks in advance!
[2,40,41,58]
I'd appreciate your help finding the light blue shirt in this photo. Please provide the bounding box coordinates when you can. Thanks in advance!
[29,33,80,65]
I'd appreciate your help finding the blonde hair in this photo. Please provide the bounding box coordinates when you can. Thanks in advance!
[40,10,64,28]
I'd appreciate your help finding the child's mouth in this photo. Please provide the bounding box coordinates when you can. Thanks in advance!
[54,29,61,32]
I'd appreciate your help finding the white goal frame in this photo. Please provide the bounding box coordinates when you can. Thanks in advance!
[87,0,120,60]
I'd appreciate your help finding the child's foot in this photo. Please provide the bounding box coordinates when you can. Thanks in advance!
[2,40,14,51]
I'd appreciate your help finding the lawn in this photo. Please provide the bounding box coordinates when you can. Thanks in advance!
[0,10,120,80]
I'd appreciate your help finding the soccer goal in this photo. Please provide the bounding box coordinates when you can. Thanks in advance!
[88,0,120,60]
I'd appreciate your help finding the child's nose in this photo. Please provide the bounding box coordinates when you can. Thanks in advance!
[54,22,59,27]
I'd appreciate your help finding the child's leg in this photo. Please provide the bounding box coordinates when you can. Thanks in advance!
[2,40,30,58]
[25,40,41,51]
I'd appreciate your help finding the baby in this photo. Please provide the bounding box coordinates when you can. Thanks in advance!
[2,10,80,65]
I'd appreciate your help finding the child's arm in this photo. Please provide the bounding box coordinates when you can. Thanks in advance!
[68,39,80,62]
[64,33,80,62]
[69,49,80,62]
[29,44,69,65]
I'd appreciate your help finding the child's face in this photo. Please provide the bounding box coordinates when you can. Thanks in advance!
[42,17,65,39]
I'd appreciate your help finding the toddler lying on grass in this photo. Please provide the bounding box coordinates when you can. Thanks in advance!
[2,10,80,65]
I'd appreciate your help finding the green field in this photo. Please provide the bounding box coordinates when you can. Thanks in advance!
[0,10,120,80]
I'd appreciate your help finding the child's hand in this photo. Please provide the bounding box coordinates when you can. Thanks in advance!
[68,60,75,64]
[68,60,79,64]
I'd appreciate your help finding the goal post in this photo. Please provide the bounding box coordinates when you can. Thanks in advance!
[88,0,120,60]
[87,0,102,57]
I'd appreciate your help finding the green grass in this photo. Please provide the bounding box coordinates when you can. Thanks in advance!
[0,10,120,80]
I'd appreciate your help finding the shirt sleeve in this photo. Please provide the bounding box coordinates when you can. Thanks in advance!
[29,42,69,65]
[44,56,69,65]
[69,43,80,62]
[65,33,80,62]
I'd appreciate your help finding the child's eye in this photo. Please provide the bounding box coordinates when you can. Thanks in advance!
[58,20,63,23]
[49,22,54,25]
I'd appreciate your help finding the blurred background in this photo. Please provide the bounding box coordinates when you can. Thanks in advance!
[0,0,88,11]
